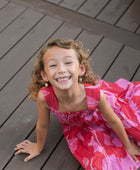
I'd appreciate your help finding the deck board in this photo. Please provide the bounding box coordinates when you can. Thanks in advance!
[136,27,140,34]
[77,0,109,18]
[0,9,43,60]
[0,0,140,169]
[96,0,133,25]
[59,0,86,11]
[116,0,140,32]
[0,98,37,169]
[42,138,80,170]
[104,46,140,81]
[0,0,8,9]
[90,38,123,78]
[0,15,62,90]
[0,2,25,33]
[0,61,32,127]
[132,67,140,81]
[45,0,61,4]
[4,114,63,170]
[49,22,82,40]
[76,30,102,52]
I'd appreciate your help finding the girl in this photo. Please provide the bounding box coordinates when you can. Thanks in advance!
[15,39,140,170]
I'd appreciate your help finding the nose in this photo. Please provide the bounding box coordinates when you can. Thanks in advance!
[57,63,66,73]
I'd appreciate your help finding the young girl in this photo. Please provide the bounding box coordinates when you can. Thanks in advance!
[15,39,140,170]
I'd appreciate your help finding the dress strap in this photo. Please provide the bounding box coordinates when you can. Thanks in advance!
[85,83,100,110]
[41,85,58,111]
[41,84,100,111]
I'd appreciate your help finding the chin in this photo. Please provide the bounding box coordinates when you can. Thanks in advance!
[55,81,73,90]
[58,84,72,90]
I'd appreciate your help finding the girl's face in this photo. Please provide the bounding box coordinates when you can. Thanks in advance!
[41,46,85,90]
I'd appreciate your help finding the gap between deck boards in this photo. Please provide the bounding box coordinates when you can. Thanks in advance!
[10,0,140,51]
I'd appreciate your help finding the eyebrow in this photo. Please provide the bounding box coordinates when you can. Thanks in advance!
[47,59,56,62]
[65,56,74,59]
[48,55,74,62]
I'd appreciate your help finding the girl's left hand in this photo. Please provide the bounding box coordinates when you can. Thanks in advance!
[126,142,140,163]
[14,140,41,162]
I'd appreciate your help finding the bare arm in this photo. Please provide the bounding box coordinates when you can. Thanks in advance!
[98,90,140,162]
[36,90,50,152]
[15,90,50,162]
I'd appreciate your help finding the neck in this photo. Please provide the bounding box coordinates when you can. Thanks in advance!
[53,83,85,104]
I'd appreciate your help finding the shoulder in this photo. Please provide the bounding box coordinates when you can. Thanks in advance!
[98,90,108,109]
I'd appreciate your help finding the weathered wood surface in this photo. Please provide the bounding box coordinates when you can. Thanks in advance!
[0,0,140,169]
[45,0,140,34]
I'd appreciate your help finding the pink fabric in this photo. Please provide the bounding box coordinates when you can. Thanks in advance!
[41,79,140,170]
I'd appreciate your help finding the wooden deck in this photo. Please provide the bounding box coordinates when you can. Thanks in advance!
[0,0,140,169]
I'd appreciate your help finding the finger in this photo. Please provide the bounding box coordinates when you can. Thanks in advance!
[24,154,35,162]
[15,143,22,148]
[15,149,25,155]
[23,140,31,144]
[14,147,20,151]
[16,140,30,147]
[16,142,25,148]
[132,155,139,163]
[15,143,26,150]
[14,145,24,151]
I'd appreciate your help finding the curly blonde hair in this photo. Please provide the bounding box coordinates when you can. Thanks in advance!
[28,39,100,101]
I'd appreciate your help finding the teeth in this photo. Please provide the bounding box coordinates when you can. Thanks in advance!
[57,77,69,82]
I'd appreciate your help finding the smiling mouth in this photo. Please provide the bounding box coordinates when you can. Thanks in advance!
[56,76,71,82]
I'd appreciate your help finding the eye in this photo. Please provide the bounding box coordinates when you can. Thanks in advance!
[65,61,73,65]
[49,64,57,68]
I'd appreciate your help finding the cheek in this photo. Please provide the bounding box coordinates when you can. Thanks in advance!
[70,65,81,76]
[46,69,56,78]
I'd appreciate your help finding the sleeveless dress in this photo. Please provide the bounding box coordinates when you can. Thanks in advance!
[41,78,140,170]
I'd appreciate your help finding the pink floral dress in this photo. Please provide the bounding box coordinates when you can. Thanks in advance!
[41,79,140,170]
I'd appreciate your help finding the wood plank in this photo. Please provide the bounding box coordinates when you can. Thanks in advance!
[104,46,140,82]
[78,0,109,18]
[0,61,32,127]
[116,0,140,32]
[0,15,62,125]
[0,15,62,90]
[0,50,62,169]
[0,98,38,169]
[0,9,43,60]
[42,138,79,170]
[10,0,140,51]
[137,167,140,170]
[97,0,133,24]
[49,22,82,40]
[90,38,123,77]
[3,113,63,170]
[132,67,140,81]
[136,27,140,34]
[0,2,25,33]
[76,30,102,52]
[44,0,62,4]
[0,0,8,9]
[59,0,86,11]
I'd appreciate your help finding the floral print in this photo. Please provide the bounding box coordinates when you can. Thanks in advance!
[41,79,140,170]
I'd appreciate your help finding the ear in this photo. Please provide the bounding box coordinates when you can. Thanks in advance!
[79,64,85,76]
[41,71,48,82]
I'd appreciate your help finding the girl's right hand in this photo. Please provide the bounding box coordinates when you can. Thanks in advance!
[14,140,42,162]
[126,142,140,163]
